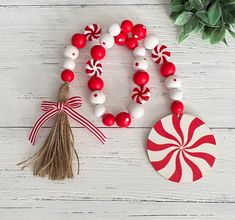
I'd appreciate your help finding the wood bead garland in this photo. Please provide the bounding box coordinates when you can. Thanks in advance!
[85,20,159,128]
[19,20,217,184]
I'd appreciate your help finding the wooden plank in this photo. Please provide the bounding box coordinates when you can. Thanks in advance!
[0,200,234,220]
[0,128,234,219]
[0,5,234,128]
[0,0,169,6]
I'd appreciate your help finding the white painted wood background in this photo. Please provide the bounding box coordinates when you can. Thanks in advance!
[0,0,235,219]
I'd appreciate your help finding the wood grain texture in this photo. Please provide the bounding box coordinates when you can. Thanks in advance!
[0,128,235,219]
[0,0,169,6]
[0,2,235,220]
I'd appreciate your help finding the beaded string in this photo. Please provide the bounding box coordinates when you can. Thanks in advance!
[78,20,184,128]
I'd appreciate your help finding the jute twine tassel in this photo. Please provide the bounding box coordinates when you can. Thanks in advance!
[18,83,79,180]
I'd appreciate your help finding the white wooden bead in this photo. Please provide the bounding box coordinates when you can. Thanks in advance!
[63,45,79,60]
[133,46,146,57]
[108,23,121,36]
[144,34,159,50]
[89,90,106,105]
[165,75,182,89]
[63,58,75,70]
[133,56,148,71]
[169,88,183,101]
[129,104,144,119]
[99,33,114,49]
[94,104,106,117]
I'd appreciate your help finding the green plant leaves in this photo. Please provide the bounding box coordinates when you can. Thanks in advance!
[210,25,226,44]
[170,0,235,44]
[222,0,235,4]
[184,16,200,34]
[189,0,204,10]
[178,30,189,43]
[170,0,183,6]
[196,11,209,24]
[222,6,235,23]
[174,12,193,25]
[202,27,212,39]
[208,1,222,25]
[171,4,185,12]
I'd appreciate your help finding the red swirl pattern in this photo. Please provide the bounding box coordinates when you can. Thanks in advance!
[151,45,171,64]
[85,59,103,77]
[147,114,217,183]
[84,24,101,41]
[132,85,150,104]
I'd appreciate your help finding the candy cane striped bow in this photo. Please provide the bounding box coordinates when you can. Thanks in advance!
[29,96,106,145]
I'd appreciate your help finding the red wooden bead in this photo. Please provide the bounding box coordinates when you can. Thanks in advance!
[171,101,184,114]
[133,71,149,86]
[160,62,176,77]
[71,33,86,49]
[131,24,147,40]
[90,45,106,60]
[116,112,132,128]
[114,32,127,45]
[102,113,115,126]
[121,20,133,33]
[126,37,138,50]
[61,69,74,82]
[88,76,104,91]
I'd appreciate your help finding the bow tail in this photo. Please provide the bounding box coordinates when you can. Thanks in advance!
[29,109,60,145]
[64,106,106,144]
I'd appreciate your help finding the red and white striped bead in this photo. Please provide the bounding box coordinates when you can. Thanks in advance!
[84,24,101,41]
[132,85,150,104]
[85,59,103,77]
[152,45,171,64]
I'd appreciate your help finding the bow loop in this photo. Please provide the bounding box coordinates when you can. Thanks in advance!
[41,101,58,111]
[29,96,105,145]
[65,96,83,109]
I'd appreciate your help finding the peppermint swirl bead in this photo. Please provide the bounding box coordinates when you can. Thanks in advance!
[84,24,101,41]
[85,59,103,77]
[132,85,150,104]
[152,45,171,64]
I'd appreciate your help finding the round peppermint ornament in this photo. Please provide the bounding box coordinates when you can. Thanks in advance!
[146,114,217,183]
